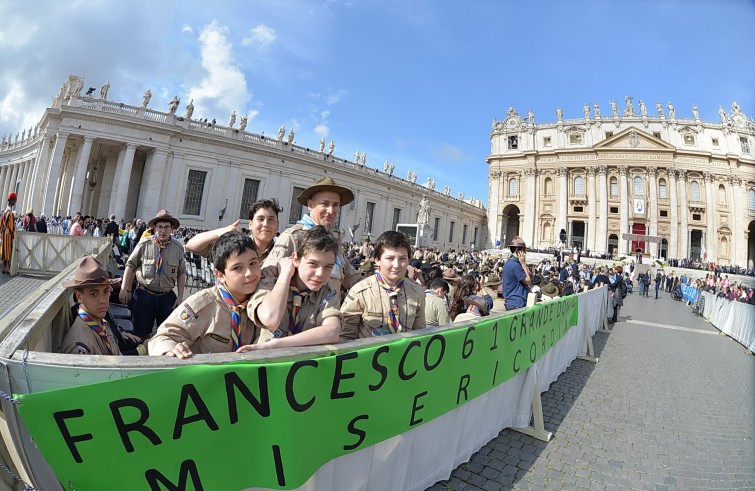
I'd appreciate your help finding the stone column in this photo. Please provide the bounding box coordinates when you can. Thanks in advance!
[68,137,95,216]
[3,164,15,201]
[0,166,8,200]
[703,171,716,261]
[728,176,741,265]
[17,162,29,209]
[596,165,608,252]
[587,166,597,252]
[678,170,688,258]
[488,171,501,247]
[42,131,70,216]
[522,168,537,247]
[557,167,568,244]
[618,166,629,254]
[8,162,20,202]
[668,169,679,259]
[733,177,747,267]
[110,143,137,220]
[28,133,51,213]
[648,167,659,258]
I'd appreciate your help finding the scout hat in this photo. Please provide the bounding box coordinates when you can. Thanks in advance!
[463,295,490,316]
[442,267,460,282]
[484,273,501,287]
[542,282,559,297]
[62,256,120,288]
[148,209,180,229]
[506,236,527,251]
[297,176,355,206]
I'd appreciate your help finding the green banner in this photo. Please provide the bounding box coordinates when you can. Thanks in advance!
[17,296,578,491]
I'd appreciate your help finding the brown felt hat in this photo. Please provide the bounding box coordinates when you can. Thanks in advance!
[464,295,490,316]
[442,267,460,282]
[147,209,180,229]
[542,282,559,297]
[297,176,354,206]
[62,256,120,288]
[506,236,527,249]
[484,273,501,287]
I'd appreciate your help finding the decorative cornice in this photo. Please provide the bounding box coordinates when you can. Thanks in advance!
[647,167,657,177]
[586,167,597,176]
[597,165,607,175]
[523,168,537,176]
[617,165,628,176]
[556,167,568,177]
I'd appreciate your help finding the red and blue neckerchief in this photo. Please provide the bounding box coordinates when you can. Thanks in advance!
[218,284,247,350]
[375,272,404,333]
[78,306,114,355]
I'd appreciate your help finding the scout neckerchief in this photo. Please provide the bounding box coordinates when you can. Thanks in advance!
[288,276,312,335]
[152,235,170,273]
[375,272,404,333]
[217,284,247,350]
[77,306,114,355]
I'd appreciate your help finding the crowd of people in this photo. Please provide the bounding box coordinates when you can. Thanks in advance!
[1,183,752,358]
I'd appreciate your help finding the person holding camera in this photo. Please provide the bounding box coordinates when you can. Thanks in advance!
[502,236,532,310]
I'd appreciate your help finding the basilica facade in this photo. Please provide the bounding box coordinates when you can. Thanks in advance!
[487,98,755,267]
[0,75,486,249]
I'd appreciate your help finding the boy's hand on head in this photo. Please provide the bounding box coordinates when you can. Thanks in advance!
[278,257,296,280]
[225,219,243,235]
[260,265,279,279]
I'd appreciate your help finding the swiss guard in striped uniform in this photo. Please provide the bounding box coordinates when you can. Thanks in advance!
[0,192,16,275]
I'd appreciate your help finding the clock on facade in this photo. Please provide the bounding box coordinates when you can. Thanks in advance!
[634,198,645,214]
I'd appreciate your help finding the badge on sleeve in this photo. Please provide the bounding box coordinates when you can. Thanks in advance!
[179,304,197,324]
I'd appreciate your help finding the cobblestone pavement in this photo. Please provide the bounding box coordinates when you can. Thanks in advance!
[0,273,51,320]
[428,291,755,491]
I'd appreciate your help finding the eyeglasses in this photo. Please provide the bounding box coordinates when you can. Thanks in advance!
[155,225,172,231]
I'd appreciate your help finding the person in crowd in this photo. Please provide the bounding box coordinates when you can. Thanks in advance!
[149,232,262,357]
[424,277,451,326]
[35,214,48,233]
[103,214,119,243]
[120,210,186,340]
[481,272,506,312]
[61,257,124,355]
[608,266,626,323]
[186,199,282,264]
[442,267,461,299]
[624,272,633,294]
[502,236,531,310]
[69,215,85,236]
[448,274,478,320]
[238,226,342,351]
[654,268,663,299]
[540,281,560,301]
[453,295,490,323]
[340,231,425,339]
[1,193,16,274]
[264,177,361,296]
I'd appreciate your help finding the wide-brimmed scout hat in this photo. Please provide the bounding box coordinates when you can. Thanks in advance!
[297,176,354,206]
[62,256,120,288]
[542,282,559,297]
[442,267,460,282]
[148,209,180,229]
[507,236,527,250]
[464,295,490,316]
[484,273,501,287]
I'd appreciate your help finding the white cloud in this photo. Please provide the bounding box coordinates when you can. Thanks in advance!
[182,24,193,34]
[187,21,251,119]
[242,24,276,47]
[430,143,471,163]
[314,124,329,138]
[325,89,349,105]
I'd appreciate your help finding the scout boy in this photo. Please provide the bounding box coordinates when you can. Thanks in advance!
[148,232,262,358]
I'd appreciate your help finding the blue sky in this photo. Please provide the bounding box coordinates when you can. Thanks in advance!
[1,0,753,204]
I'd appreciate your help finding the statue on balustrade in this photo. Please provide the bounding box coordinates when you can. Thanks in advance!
[719,106,727,123]
[287,127,294,144]
[100,81,110,100]
[692,104,699,121]
[277,125,285,141]
[556,107,563,121]
[583,103,590,119]
[383,161,389,172]
[639,100,647,117]
[389,163,395,176]
[168,96,180,114]
[593,103,600,118]
[142,89,152,108]
[360,152,366,165]
[667,102,675,119]
[328,140,334,155]
[656,102,664,117]
[239,114,248,131]
[527,110,534,125]
[319,137,325,152]
[185,99,194,119]
[228,111,236,127]
[610,100,618,117]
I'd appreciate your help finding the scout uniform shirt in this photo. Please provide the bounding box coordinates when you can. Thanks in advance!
[62,315,122,355]
[424,291,451,326]
[340,275,426,340]
[148,286,262,355]
[248,277,342,338]
[127,235,187,293]
[482,286,507,313]
[263,223,362,295]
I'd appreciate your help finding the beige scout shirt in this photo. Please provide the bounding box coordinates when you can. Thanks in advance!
[424,292,451,326]
[148,286,262,355]
[249,277,342,337]
[482,286,507,313]
[127,236,186,293]
[62,316,122,355]
[340,275,426,340]
[262,223,361,294]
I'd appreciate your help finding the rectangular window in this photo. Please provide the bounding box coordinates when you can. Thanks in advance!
[692,213,701,221]
[683,134,695,145]
[288,186,306,223]
[660,210,668,217]
[610,206,619,214]
[462,224,468,244]
[392,207,401,231]
[448,221,455,243]
[574,206,584,213]
[543,136,552,147]
[239,178,260,219]
[508,135,518,150]
[653,132,662,139]
[365,202,375,234]
[741,137,751,154]
[711,137,720,147]
[473,227,478,247]
[182,170,207,216]
[433,217,440,241]
[605,131,614,139]
[569,133,583,144]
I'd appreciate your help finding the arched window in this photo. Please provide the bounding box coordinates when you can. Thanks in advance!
[609,176,618,196]
[720,236,729,257]
[718,184,726,204]
[543,222,552,242]
[508,177,519,197]
[574,176,585,195]
[544,177,553,195]
[749,188,755,210]
[633,176,644,196]
[690,180,701,201]
[658,178,667,199]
